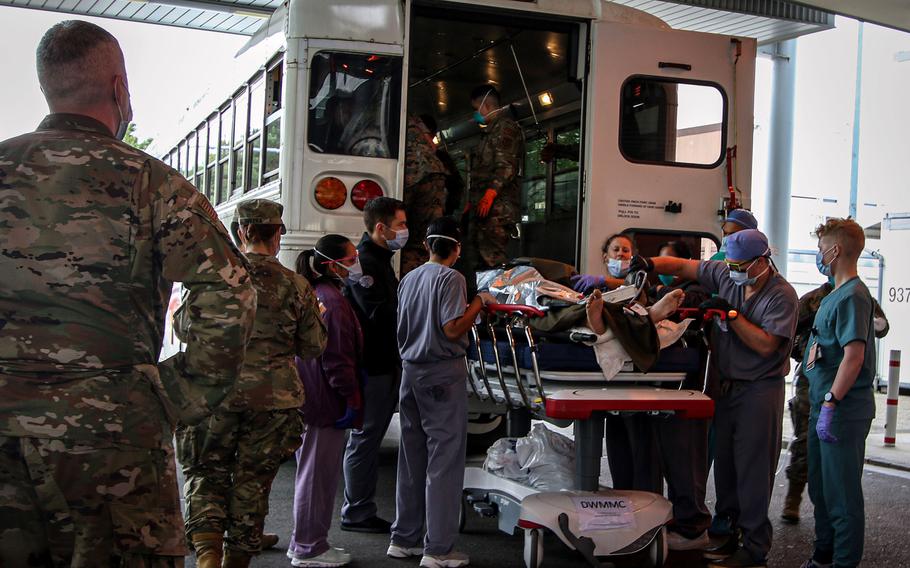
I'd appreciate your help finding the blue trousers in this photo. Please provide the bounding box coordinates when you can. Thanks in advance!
[391,361,467,556]
[807,415,872,568]
[713,379,784,561]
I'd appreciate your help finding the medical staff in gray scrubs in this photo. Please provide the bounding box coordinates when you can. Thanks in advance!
[633,229,798,568]
[387,217,494,568]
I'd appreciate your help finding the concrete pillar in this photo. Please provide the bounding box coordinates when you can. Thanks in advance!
[849,23,864,219]
[764,40,797,277]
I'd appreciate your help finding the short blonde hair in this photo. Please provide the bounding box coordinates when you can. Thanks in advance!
[814,217,865,258]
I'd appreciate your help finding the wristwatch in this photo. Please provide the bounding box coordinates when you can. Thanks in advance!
[824,391,840,406]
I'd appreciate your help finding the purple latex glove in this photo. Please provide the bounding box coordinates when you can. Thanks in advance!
[334,406,357,430]
[816,404,838,443]
[571,274,607,293]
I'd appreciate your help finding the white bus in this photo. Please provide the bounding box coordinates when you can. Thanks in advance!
[160,0,756,273]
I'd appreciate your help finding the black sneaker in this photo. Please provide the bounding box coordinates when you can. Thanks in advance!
[341,516,392,534]
[707,548,767,568]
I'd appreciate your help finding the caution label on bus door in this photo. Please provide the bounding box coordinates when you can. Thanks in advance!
[571,496,635,531]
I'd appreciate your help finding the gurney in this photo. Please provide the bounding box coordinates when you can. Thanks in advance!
[463,303,726,567]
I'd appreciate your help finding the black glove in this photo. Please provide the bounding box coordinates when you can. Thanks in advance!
[699,297,735,316]
[628,255,655,274]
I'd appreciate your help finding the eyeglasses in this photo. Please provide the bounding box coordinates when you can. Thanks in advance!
[724,257,760,272]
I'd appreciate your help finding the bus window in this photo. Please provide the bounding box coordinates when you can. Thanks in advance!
[248,78,265,191]
[517,123,581,266]
[266,63,282,116]
[619,77,726,167]
[307,51,402,159]
[186,133,196,179]
[621,230,719,261]
[195,124,205,192]
[264,119,280,183]
[232,89,248,194]
[522,136,548,224]
[206,114,218,201]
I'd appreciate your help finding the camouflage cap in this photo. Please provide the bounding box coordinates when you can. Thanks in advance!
[235,198,286,234]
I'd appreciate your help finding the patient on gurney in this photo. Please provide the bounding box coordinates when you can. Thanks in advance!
[478,261,691,381]
[579,287,687,380]
[585,287,684,334]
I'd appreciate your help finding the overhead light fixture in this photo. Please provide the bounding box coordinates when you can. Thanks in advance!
[538,92,554,107]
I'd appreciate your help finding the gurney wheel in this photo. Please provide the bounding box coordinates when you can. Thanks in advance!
[523,528,543,568]
[645,526,667,567]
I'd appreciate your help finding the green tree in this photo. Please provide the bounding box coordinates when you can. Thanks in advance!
[123,123,153,151]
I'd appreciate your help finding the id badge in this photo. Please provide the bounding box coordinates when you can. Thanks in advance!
[805,339,821,371]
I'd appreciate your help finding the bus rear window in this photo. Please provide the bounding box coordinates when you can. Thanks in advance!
[308,51,402,159]
[619,77,726,168]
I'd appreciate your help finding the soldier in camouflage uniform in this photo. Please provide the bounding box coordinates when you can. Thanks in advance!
[176,198,326,568]
[0,21,256,567]
[401,114,448,276]
[467,85,525,270]
[782,280,889,523]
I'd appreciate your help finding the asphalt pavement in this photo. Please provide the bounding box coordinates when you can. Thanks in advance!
[180,406,910,568]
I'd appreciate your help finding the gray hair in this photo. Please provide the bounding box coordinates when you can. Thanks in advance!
[36,20,123,107]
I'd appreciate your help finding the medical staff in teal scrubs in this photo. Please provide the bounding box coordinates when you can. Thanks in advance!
[801,218,877,568]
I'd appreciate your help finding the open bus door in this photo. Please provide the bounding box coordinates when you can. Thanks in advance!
[581,20,756,270]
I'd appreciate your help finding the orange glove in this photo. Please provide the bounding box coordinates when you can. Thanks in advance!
[476,188,498,218]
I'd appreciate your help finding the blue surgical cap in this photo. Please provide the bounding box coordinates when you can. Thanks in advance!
[724,209,758,231]
[726,229,770,261]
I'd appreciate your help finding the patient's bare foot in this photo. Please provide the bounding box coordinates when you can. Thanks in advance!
[649,289,685,323]
[586,289,607,335]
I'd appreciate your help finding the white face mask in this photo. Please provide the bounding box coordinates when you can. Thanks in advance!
[607,258,631,278]
[114,77,133,141]
[315,248,362,283]
[342,258,363,283]
[386,227,409,251]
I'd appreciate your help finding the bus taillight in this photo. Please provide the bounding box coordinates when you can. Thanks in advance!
[351,180,383,210]
[315,177,347,210]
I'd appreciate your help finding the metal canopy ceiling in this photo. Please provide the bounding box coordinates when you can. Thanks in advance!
[0,0,905,38]
[611,0,835,43]
[793,0,910,34]
[0,0,279,35]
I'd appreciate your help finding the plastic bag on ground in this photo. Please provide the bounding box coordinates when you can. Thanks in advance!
[483,437,528,483]
[516,424,576,491]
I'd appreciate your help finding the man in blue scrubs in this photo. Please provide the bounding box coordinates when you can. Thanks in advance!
[635,229,798,568]
[800,218,876,568]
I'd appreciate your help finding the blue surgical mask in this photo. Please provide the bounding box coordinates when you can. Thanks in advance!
[729,261,769,287]
[729,270,756,287]
[719,236,729,253]
[387,228,409,251]
[659,274,675,286]
[607,258,631,278]
[815,245,837,278]
[473,89,491,125]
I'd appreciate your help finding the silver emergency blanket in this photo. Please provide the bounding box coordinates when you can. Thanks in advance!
[476,265,693,381]
[476,266,582,311]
